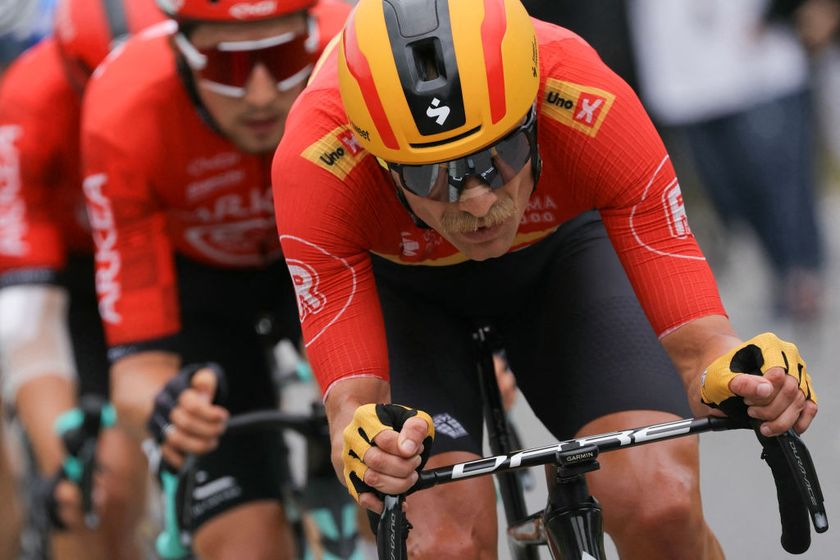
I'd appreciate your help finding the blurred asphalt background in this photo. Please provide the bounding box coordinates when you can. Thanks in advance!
[500,187,840,559]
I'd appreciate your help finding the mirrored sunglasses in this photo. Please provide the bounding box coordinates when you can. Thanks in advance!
[383,106,538,203]
[174,18,318,97]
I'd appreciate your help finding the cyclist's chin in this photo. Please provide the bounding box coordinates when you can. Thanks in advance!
[225,122,285,155]
[450,222,516,261]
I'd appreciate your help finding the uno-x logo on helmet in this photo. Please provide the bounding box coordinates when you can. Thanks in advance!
[229,0,277,19]
[426,98,451,126]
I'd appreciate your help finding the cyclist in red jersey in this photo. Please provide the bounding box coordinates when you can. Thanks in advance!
[271,0,819,557]
[80,0,351,557]
[0,1,163,558]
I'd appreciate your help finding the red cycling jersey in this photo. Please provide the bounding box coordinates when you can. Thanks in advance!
[81,2,350,348]
[273,20,727,393]
[0,39,91,278]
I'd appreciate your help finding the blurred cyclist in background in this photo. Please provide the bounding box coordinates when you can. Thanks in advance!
[0,0,164,558]
[1,3,57,556]
[80,0,350,556]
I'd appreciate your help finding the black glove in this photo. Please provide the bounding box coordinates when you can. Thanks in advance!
[147,362,228,445]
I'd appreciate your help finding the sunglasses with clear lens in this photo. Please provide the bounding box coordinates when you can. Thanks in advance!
[175,18,319,97]
[384,106,538,203]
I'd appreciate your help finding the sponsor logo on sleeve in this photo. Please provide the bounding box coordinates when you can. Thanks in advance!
[541,79,615,137]
[0,126,28,256]
[662,180,690,239]
[279,236,357,347]
[286,258,327,321]
[301,125,368,180]
[628,155,704,261]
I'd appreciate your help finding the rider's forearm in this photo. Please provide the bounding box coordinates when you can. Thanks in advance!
[661,315,741,415]
[324,377,391,476]
[15,376,77,474]
[110,351,180,441]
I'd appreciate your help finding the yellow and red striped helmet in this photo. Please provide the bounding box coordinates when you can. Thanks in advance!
[338,0,539,165]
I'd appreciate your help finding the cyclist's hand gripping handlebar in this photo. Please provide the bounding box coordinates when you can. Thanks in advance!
[702,334,827,554]
[150,362,227,560]
[342,403,435,503]
[147,362,229,453]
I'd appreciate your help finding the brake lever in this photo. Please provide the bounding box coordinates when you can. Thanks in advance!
[377,495,410,560]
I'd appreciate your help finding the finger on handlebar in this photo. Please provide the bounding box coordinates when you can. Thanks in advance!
[191,368,219,401]
[372,427,424,458]
[360,492,384,514]
[731,370,776,403]
[397,416,431,457]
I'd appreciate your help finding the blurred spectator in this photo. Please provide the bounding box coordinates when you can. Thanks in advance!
[770,0,840,52]
[787,0,840,168]
[523,0,639,90]
[0,0,55,73]
[629,0,825,321]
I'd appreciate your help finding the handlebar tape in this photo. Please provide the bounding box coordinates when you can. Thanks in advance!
[717,397,827,554]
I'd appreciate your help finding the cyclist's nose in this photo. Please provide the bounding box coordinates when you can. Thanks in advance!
[457,177,497,217]
[243,63,278,106]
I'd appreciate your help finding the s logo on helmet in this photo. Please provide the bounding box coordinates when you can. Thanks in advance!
[229,0,277,19]
[426,98,451,126]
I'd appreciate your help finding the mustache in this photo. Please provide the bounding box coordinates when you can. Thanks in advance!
[440,193,517,234]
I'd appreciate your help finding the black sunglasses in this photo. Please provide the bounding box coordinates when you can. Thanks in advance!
[382,106,538,202]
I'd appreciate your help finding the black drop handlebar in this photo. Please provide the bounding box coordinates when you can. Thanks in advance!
[376,414,828,558]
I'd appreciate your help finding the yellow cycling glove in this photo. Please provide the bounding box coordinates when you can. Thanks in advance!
[701,332,816,409]
[342,403,435,503]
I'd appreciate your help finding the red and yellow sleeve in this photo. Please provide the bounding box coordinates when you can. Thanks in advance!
[273,92,390,394]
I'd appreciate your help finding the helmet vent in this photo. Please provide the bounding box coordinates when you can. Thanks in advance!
[411,39,443,82]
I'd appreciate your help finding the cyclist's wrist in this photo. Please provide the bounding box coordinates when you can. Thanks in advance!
[324,377,391,478]
[324,377,391,425]
[110,351,180,441]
